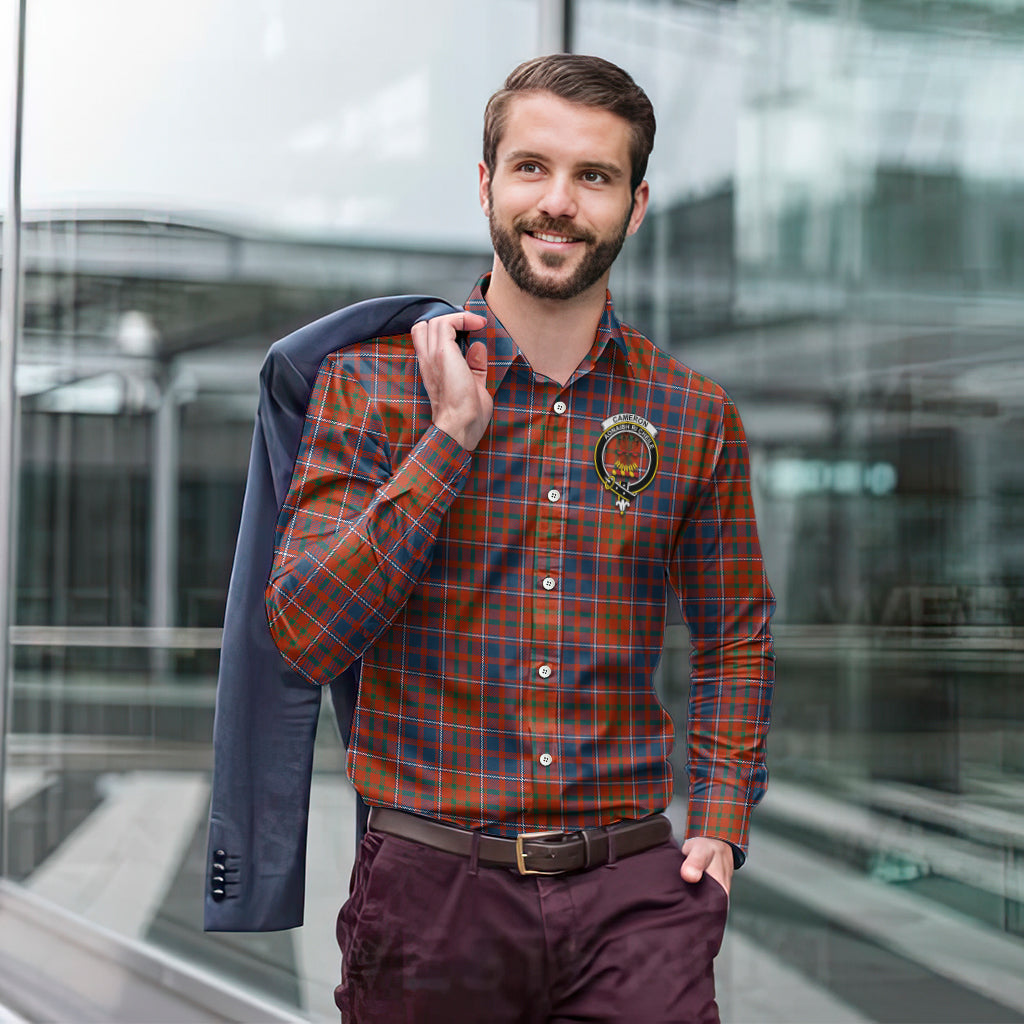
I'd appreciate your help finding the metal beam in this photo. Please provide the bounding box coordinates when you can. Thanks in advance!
[149,365,179,639]
[0,0,28,879]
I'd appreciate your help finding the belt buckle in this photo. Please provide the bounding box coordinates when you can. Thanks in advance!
[515,830,566,875]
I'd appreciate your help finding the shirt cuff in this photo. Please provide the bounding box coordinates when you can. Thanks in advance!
[684,783,756,867]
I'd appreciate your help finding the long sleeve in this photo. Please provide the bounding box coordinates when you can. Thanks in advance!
[266,354,471,685]
[669,396,776,863]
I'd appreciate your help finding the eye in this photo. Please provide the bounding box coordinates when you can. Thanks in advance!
[581,170,609,184]
[517,161,542,175]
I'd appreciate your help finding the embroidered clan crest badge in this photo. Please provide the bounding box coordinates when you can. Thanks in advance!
[593,413,659,515]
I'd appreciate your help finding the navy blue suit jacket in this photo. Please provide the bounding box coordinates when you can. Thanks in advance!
[204,295,458,932]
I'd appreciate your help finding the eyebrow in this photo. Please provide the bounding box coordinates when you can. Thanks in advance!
[502,150,626,181]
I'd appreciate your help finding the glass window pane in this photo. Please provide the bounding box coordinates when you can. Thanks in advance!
[11,2,540,1018]
[22,0,539,247]
[576,2,1024,1021]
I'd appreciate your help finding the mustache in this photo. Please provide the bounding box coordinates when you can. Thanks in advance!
[513,216,595,245]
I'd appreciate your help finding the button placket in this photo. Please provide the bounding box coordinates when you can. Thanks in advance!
[530,386,569,802]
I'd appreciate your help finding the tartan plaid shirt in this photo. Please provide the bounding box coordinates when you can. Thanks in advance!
[267,275,775,858]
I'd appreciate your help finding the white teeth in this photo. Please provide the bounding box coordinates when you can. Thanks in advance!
[533,232,575,244]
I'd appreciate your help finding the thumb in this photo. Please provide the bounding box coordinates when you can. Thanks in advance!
[680,842,710,883]
[466,340,488,376]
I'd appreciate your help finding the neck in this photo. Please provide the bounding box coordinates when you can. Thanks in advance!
[484,259,609,386]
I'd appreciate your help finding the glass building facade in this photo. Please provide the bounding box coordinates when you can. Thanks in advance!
[1,1,1022,1020]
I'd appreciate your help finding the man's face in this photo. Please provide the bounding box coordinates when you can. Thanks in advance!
[480,92,649,302]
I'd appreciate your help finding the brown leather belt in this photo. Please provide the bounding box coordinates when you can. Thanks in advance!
[368,807,673,876]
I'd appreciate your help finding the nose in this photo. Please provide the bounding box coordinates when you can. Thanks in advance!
[536,174,578,220]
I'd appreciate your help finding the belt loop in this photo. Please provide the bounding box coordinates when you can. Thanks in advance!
[581,829,594,869]
[607,829,618,869]
[469,830,481,877]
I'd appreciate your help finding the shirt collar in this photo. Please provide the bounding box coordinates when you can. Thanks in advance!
[462,273,633,393]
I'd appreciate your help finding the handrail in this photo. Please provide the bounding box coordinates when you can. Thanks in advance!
[0,880,308,1023]
[9,625,223,649]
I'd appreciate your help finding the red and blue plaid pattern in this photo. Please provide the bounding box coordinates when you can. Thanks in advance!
[267,277,775,855]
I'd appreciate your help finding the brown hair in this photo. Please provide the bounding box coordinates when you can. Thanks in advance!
[483,54,656,193]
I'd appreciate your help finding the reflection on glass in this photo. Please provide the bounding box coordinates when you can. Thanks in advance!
[20,0,538,247]
[8,1,539,1019]
[579,1,1024,1021]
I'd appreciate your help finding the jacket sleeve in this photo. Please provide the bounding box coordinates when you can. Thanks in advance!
[266,353,471,685]
[669,396,776,865]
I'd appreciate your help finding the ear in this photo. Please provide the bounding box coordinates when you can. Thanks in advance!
[478,161,492,216]
[625,180,650,237]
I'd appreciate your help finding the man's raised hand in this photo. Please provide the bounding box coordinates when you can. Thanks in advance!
[412,311,491,452]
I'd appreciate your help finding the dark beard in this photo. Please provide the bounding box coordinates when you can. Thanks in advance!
[488,194,630,301]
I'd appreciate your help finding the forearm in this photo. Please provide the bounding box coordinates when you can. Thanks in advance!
[685,624,775,862]
[673,396,776,863]
[266,426,470,685]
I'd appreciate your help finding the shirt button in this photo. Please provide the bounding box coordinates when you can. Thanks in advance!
[539,752,553,767]
[538,664,552,679]
[547,488,560,503]
[553,401,567,415]
[542,577,556,591]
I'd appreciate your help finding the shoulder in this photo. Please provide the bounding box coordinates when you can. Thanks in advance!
[618,319,734,420]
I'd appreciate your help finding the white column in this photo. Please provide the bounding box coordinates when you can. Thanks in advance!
[537,0,570,53]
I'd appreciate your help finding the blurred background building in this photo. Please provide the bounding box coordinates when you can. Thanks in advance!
[0,0,1022,1021]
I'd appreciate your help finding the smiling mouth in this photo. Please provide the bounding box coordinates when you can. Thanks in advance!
[528,231,581,244]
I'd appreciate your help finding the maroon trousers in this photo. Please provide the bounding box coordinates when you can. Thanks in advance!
[335,829,728,1023]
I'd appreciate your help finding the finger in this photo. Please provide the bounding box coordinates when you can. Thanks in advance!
[465,340,488,375]
[411,319,429,358]
[416,311,487,338]
[453,311,488,331]
[430,312,487,354]
[414,316,463,369]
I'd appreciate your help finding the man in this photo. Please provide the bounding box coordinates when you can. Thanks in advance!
[266,54,774,1023]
